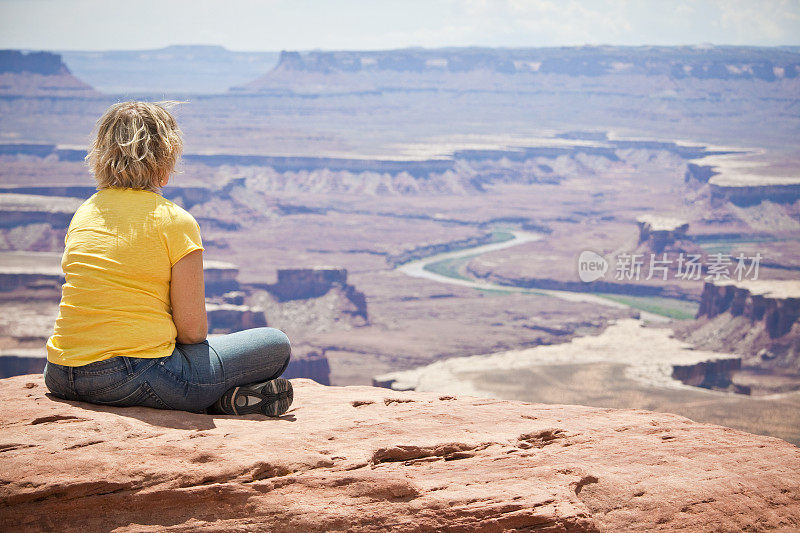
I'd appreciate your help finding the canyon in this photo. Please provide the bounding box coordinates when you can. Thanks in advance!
[1,45,799,451]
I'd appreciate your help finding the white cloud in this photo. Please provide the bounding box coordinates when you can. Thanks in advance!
[711,0,795,43]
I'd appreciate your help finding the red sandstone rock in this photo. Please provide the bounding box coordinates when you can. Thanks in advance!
[1,375,799,531]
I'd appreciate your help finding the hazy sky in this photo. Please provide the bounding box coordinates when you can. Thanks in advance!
[1,0,799,51]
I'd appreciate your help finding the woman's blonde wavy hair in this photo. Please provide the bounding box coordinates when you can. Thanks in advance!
[86,101,183,191]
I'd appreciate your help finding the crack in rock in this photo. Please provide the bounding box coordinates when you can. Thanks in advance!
[29,415,89,425]
[517,428,567,449]
[383,398,416,406]
[371,442,486,465]
[64,440,104,450]
[0,443,37,452]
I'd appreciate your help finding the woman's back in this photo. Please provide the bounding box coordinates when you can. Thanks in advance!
[46,187,202,366]
[44,100,293,418]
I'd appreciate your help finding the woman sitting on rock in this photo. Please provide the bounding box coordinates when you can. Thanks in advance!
[44,101,293,417]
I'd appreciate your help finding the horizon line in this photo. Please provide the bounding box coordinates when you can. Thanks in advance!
[6,42,800,54]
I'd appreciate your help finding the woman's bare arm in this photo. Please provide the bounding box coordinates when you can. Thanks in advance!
[170,249,208,344]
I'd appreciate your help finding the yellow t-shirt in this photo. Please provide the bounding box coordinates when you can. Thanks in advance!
[46,188,204,366]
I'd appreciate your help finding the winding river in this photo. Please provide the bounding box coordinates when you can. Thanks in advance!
[396,230,670,322]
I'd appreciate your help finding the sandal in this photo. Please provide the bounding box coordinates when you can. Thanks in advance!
[213,378,293,417]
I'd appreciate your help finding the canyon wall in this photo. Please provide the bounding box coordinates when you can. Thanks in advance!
[0,272,61,294]
[205,303,268,334]
[676,280,800,374]
[185,153,454,178]
[271,268,348,300]
[203,261,240,297]
[0,194,82,252]
[671,357,745,393]
[0,50,96,96]
[281,349,330,385]
[0,184,211,253]
[0,183,212,209]
[0,139,743,197]
[0,353,47,379]
[684,163,718,184]
[709,180,800,206]
[636,215,690,254]
[697,280,800,337]
[0,50,67,76]
[236,47,800,85]
[265,268,367,322]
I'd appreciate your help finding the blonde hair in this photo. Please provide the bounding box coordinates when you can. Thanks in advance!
[87,101,183,191]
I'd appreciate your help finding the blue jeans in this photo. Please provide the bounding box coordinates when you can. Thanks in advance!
[43,327,291,413]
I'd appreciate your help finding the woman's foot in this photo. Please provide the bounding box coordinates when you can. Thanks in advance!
[213,378,293,417]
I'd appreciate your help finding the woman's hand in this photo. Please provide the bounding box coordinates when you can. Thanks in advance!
[170,249,208,344]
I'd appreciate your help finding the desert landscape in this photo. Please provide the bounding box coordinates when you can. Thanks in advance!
[1,44,799,450]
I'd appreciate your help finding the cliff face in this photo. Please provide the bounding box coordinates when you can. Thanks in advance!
[671,357,746,393]
[205,303,268,334]
[697,280,800,337]
[677,280,800,374]
[265,268,368,322]
[1,375,798,531]
[684,162,718,184]
[271,268,349,300]
[0,50,96,96]
[232,46,800,99]
[0,50,66,75]
[202,260,241,297]
[238,46,800,81]
[636,214,690,254]
[709,180,800,206]
[281,349,331,385]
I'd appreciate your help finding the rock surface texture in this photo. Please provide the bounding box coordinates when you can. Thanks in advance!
[1,375,799,532]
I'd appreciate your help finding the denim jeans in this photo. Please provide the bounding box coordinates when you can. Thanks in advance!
[43,327,291,413]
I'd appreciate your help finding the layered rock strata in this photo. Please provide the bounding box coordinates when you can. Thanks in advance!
[709,175,800,206]
[697,280,800,339]
[674,280,800,384]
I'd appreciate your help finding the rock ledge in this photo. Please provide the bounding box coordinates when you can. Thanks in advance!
[1,375,799,531]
